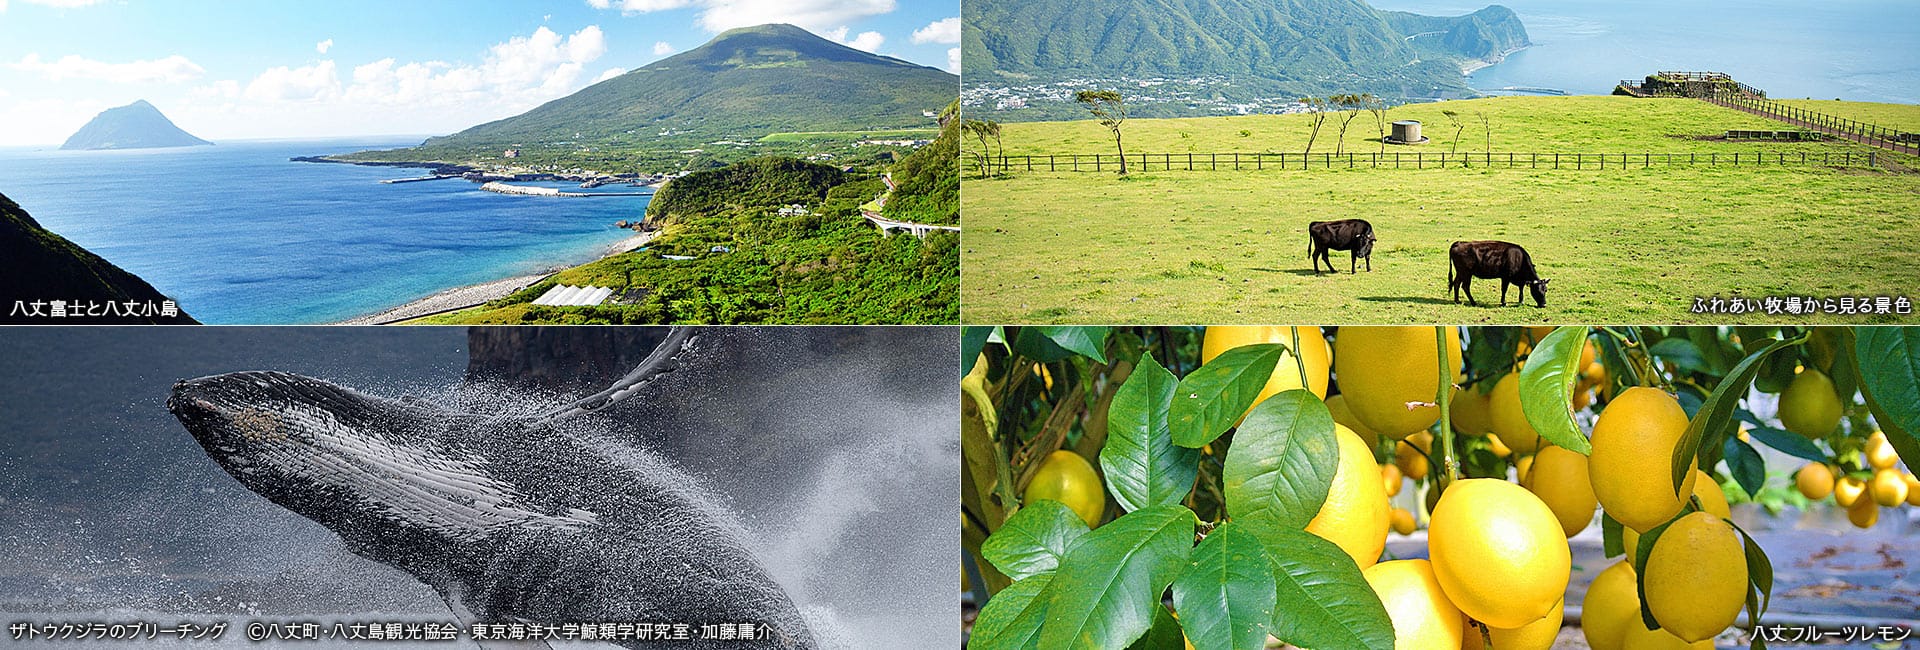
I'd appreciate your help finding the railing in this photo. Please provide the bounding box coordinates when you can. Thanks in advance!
[973,150,1880,173]
[1705,90,1920,156]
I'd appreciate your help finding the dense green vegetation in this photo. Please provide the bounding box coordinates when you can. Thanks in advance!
[962,0,1527,118]
[0,192,196,323]
[425,155,956,324]
[60,99,210,151]
[959,96,1920,324]
[882,100,961,225]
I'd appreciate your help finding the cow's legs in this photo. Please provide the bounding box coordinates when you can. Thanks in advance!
[1463,278,1477,305]
[1365,254,1371,272]
[1350,252,1357,274]
[1500,281,1510,306]
[1311,246,1325,274]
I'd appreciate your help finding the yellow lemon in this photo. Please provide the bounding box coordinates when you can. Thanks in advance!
[1487,434,1514,459]
[1871,468,1909,507]
[1795,463,1834,500]
[1835,476,1866,507]
[1334,326,1463,440]
[1526,446,1598,537]
[1487,373,1544,456]
[1621,621,1714,649]
[1382,463,1404,497]
[1778,369,1843,439]
[1906,473,1920,507]
[1644,512,1748,642]
[1514,453,1532,482]
[1428,479,1571,628]
[1848,495,1879,528]
[1201,326,1331,404]
[1622,471,1725,558]
[1396,432,1432,481]
[1581,561,1639,650]
[1865,432,1898,471]
[1327,393,1384,443]
[1451,386,1494,436]
[1390,507,1416,535]
[1590,387,1698,532]
[1527,326,1556,342]
[1573,387,1593,412]
[1362,559,1463,650]
[1462,598,1562,650]
[1308,424,1391,571]
[1024,450,1105,528]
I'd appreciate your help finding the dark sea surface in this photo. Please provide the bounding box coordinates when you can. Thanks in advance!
[0,139,650,324]
[1374,0,1920,103]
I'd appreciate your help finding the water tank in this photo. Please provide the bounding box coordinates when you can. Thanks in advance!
[1391,120,1424,144]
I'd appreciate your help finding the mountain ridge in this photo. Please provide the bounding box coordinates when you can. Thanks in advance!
[60,100,212,151]
[0,192,197,324]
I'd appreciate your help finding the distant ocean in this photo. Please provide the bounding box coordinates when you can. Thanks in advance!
[0,139,650,324]
[1372,0,1920,104]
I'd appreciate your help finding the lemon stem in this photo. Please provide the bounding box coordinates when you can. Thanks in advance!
[1436,326,1459,489]
[1291,328,1310,390]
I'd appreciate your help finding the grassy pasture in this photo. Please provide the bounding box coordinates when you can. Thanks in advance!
[1771,100,1920,133]
[960,97,1920,324]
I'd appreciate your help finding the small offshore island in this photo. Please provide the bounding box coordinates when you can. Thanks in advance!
[61,100,212,151]
[312,23,960,325]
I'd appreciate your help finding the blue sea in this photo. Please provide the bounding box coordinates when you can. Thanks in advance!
[0,138,650,324]
[1372,0,1920,103]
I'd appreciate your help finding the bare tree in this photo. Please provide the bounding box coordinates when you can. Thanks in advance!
[1364,94,1389,154]
[1332,93,1364,155]
[1301,97,1329,156]
[1074,90,1129,174]
[1477,111,1492,158]
[1443,109,1466,162]
[962,119,999,177]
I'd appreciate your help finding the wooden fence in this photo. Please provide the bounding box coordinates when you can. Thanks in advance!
[975,150,1882,173]
[1704,91,1920,156]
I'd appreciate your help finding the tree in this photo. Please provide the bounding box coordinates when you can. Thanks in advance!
[1364,94,1389,154]
[1301,97,1329,157]
[1074,90,1129,174]
[1332,93,1365,155]
[1443,109,1467,163]
[1477,111,1493,159]
[963,119,1002,177]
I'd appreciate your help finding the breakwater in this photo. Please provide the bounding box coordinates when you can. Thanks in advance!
[480,182,653,197]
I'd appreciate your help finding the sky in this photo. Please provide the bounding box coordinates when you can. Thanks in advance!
[0,0,960,145]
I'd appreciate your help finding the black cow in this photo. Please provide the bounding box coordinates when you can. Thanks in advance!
[1308,219,1375,274]
[1448,240,1550,307]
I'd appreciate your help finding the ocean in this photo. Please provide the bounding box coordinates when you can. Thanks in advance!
[0,138,650,324]
[1372,0,1920,103]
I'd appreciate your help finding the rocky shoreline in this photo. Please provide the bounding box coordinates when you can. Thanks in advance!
[289,155,666,187]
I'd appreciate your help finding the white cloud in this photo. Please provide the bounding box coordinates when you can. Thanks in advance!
[912,17,959,44]
[587,0,895,33]
[594,67,625,82]
[316,39,334,54]
[946,47,959,73]
[0,1,9,12]
[823,26,884,53]
[652,41,676,56]
[245,60,341,102]
[14,0,109,7]
[233,24,609,111]
[10,53,205,83]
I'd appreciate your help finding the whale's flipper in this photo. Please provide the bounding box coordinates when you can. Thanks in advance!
[440,583,556,650]
[525,326,697,427]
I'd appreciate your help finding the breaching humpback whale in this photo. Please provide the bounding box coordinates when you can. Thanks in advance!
[166,327,815,649]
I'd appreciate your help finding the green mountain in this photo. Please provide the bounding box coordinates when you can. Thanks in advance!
[424,23,958,149]
[882,100,959,225]
[0,192,196,324]
[59,100,212,150]
[962,0,1528,118]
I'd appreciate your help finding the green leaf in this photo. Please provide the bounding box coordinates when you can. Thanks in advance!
[969,572,1052,650]
[1687,327,1736,376]
[1102,354,1200,513]
[1037,327,1111,364]
[1245,526,1394,650]
[1171,523,1277,650]
[1735,523,1774,616]
[963,327,994,377]
[982,500,1091,581]
[1221,390,1337,529]
[1518,326,1594,455]
[1125,603,1185,650]
[1743,425,1827,463]
[1723,437,1765,499]
[1170,343,1285,448]
[1650,337,1711,375]
[1037,505,1197,650]
[1855,328,1920,471]
[1010,327,1075,363]
[1672,337,1799,497]
[1601,513,1624,559]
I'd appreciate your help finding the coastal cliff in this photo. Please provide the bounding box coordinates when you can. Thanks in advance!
[0,192,197,324]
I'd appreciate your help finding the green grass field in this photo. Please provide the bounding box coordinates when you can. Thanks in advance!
[1772,100,1920,133]
[961,97,1920,324]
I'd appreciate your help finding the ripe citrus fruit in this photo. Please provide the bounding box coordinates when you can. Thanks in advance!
[1362,559,1462,650]
[1427,479,1571,628]
[1461,597,1562,650]
[1326,393,1384,443]
[1778,369,1843,439]
[1487,373,1544,455]
[1581,561,1639,650]
[1525,445,1597,537]
[1308,424,1391,571]
[1621,621,1714,649]
[1847,494,1878,528]
[1514,453,1533,482]
[1024,450,1105,528]
[1390,507,1416,535]
[1622,470,1725,556]
[1590,387,1698,532]
[1395,432,1431,481]
[1795,463,1835,500]
[1870,468,1909,507]
[1865,431,1898,471]
[1381,463,1404,497]
[1450,386,1494,436]
[1201,326,1331,405]
[1486,433,1513,459]
[1644,512,1747,642]
[1333,326,1463,439]
[1834,476,1866,507]
[1906,473,1920,507]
